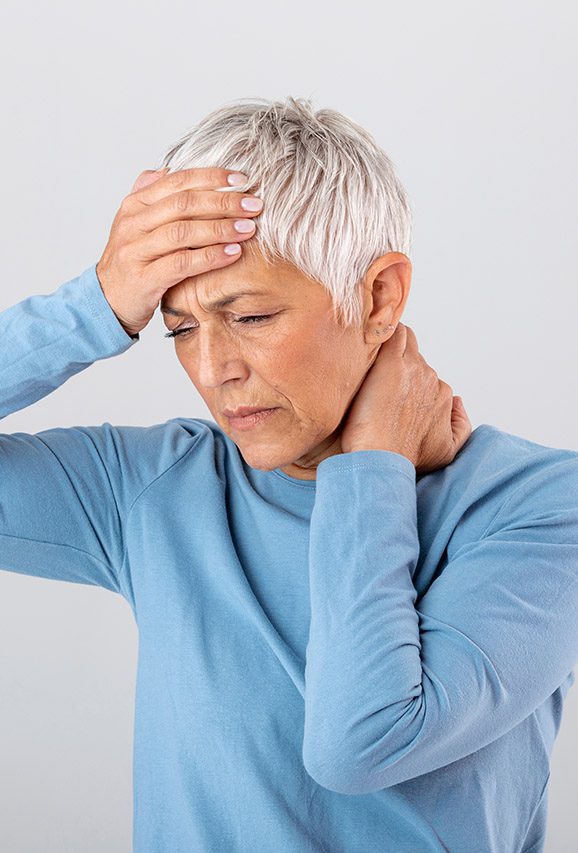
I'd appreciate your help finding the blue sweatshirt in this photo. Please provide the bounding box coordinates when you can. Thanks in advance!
[1,262,578,853]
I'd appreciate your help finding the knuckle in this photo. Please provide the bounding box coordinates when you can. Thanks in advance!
[115,243,131,266]
[217,190,233,213]
[115,214,133,239]
[205,244,220,265]
[169,219,189,245]
[216,218,232,241]
[172,249,191,276]
[413,355,429,376]
[130,171,150,193]
[173,188,193,212]
[119,195,135,216]
[420,367,437,389]
[165,169,187,189]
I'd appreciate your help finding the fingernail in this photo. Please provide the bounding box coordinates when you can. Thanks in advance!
[241,196,263,211]
[224,243,241,255]
[234,219,256,232]
[228,172,249,186]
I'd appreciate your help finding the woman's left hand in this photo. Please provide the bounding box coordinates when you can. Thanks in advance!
[340,323,473,475]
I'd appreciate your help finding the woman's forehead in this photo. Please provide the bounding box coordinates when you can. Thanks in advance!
[162,252,313,312]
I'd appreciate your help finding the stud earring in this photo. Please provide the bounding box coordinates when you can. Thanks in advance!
[374,324,396,336]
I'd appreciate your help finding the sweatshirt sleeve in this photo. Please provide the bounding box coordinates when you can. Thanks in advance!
[0,262,140,597]
[301,449,578,794]
[0,262,139,420]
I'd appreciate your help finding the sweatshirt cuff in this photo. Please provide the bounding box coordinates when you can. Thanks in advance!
[75,262,140,349]
[316,448,416,484]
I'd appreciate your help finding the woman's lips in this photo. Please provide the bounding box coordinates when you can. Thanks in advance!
[227,408,279,431]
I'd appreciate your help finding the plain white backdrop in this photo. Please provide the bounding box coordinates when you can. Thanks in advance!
[0,1,576,850]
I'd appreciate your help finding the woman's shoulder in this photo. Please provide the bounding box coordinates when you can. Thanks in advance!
[105,414,233,468]
[457,422,578,485]
[47,415,231,510]
[417,423,578,551]
[464,423,578,520]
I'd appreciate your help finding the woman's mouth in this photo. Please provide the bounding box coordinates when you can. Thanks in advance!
[226,408,280,431]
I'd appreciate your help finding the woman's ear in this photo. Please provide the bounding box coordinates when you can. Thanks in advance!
[361,252,412,345]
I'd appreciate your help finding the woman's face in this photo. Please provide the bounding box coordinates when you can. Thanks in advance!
[161,247,405,479]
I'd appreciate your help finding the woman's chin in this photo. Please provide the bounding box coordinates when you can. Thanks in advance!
[235,443,285,472]
[237,437,319,473]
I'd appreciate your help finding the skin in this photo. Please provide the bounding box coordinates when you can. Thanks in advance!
[161,242,411,480]
[105,168,470,477]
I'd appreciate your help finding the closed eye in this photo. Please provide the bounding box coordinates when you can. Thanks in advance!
[164,314,275,339]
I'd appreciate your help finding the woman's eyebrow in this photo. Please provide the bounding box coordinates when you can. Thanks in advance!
[160,290,271,316]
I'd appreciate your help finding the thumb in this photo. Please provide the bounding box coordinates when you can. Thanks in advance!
[451,396,473,449]
[130,168,169,194]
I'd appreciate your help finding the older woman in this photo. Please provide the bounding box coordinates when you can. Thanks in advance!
[1,97,577,853]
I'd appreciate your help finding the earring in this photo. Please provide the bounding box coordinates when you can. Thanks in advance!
[374,324,395,336]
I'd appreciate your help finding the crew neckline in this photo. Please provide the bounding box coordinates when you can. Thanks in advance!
[271,468,317,488]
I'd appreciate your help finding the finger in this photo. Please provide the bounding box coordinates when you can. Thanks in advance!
[140,214,256,258]
[383,321,407,352]
[402,323,420,356]
[454,396,470,420]
[130,167,248,206]
[144,240,247,293]
[130,187,263,236]
[130,168,169,194]
[451,396,473,449]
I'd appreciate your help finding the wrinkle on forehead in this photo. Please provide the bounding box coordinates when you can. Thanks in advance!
[163,249,293,316]
[167,282,275,318]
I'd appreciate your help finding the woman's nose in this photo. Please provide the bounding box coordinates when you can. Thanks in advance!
[195,331,249,389]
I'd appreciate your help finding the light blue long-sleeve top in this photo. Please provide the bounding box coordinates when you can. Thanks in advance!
[2,263,578,853]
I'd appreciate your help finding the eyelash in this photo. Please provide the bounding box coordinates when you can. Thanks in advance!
[164,314,275,339]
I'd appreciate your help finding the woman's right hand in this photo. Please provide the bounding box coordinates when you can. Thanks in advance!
[95,167,262,337]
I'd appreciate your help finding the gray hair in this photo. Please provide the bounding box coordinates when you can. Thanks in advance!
[155,96,412,329]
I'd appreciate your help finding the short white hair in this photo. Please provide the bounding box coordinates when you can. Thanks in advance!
[155,96,412,329]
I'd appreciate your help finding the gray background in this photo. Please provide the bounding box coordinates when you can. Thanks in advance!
[1,0,576,850]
